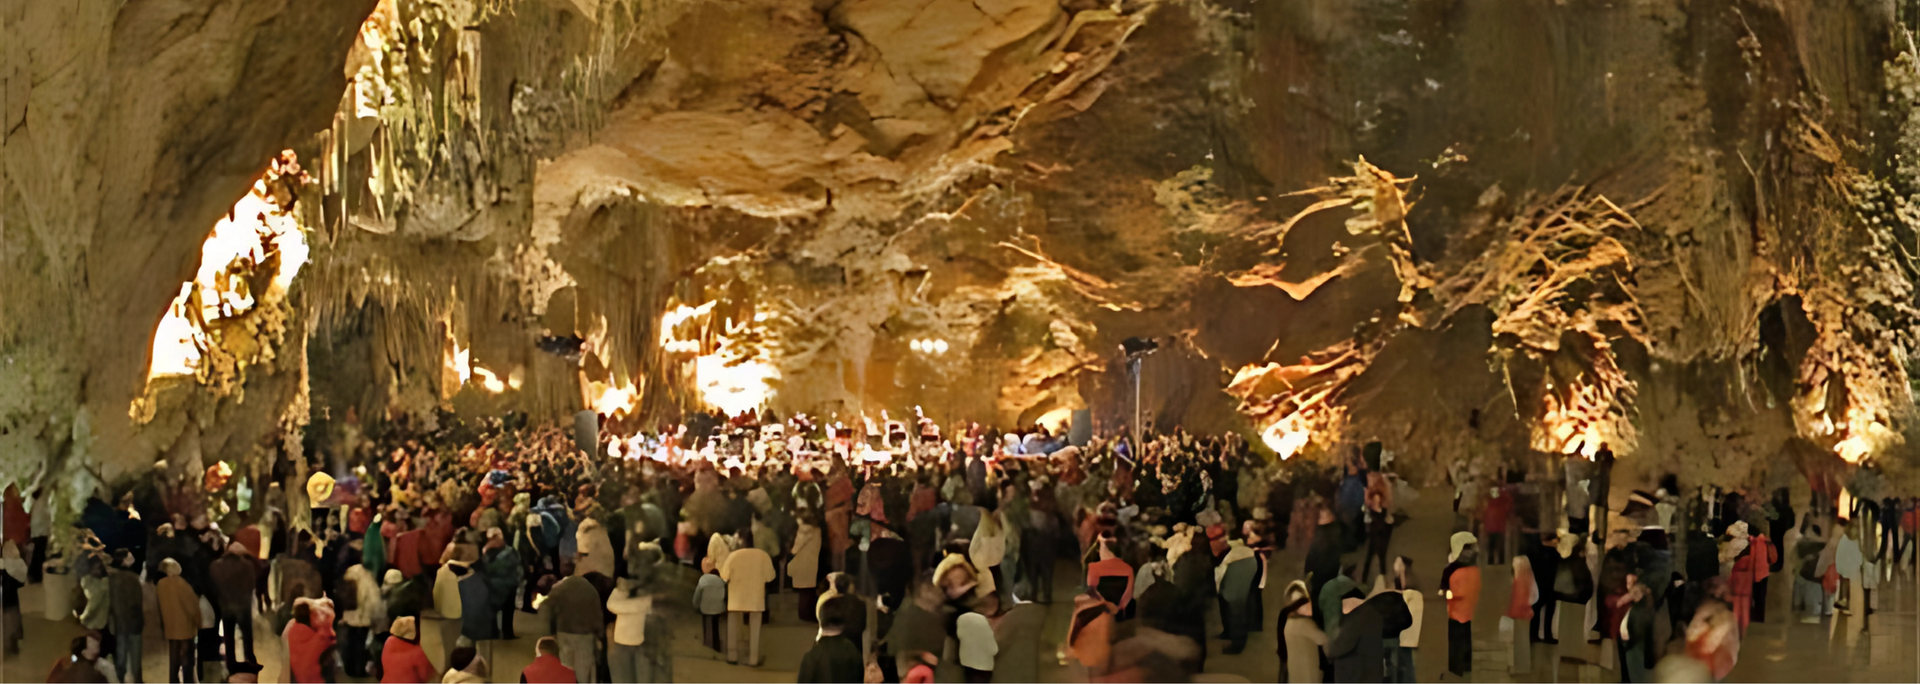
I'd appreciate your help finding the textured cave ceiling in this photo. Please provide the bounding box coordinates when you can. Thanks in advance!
[4,0,1920,502]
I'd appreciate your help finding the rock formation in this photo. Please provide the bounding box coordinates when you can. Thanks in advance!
[5,0,1919,520]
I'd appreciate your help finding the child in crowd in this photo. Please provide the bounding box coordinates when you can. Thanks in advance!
[693,556,728,652]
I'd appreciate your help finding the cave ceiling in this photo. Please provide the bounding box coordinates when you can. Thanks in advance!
[5,0,1920,506]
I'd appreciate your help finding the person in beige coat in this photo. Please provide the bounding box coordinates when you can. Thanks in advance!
[157,558,202,683]
[789,521,823,622]
[720,532,776,666]
[575,518,615,579]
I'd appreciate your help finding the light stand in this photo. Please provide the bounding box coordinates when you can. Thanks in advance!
[1121,337,1159,447]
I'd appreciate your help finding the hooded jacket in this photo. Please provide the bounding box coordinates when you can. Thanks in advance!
[210,548,258,615]
[454,563,496,641]
[575,518,615,578]
[480,545,522,611]
[381,618,437,684]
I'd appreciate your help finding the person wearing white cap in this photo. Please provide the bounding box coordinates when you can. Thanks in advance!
[1440,532,1481,678]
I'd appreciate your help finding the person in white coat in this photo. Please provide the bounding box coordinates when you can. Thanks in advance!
[606,577,654,682]
[790,520,823,622]
[971,508,1008,603]
[432,547,469,671]
[721,531,776,666]
[340,562,387,678]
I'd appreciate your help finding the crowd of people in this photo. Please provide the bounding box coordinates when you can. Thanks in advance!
[2,407,1915,684]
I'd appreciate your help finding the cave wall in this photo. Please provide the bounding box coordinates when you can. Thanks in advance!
[6,0,1919,502]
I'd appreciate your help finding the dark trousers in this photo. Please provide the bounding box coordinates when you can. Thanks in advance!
[798,586,818,623]
[1020,539,1055,603]
[963,666,992,683]
[1447,619,1471,675]
[1532,599,1557,642]
[1484,531,1507,565]
[220,611,256,665]
[1752,576,1769,623]
[1222,599,1249,649]
[498,605,517,640]
[168,638,197,683]
[703,613,724,652]
[342,625,371,677]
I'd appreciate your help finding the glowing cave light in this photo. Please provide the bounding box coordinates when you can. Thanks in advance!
[472,366,507,393]
[147,175,310,379]
[592,381,640,417]
[696,353,777,417]
[1261,418,1313,460]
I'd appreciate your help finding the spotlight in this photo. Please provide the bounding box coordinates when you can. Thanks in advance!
[933,339,948,354]
[910,339,925,353]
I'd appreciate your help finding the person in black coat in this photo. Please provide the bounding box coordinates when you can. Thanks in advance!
[1326,588,1413,683]
[799,610,866,683]
[1304,508,1343,612]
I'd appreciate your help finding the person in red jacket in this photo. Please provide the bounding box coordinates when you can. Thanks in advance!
[519,637,576,684]
[382,617,438,684]
[1482,484,1514,566]
[283,598,337,684]
[391,520,425,579]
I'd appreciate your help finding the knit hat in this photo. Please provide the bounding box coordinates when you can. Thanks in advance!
[384,569,403,587]
[391,616,418,641]
[1448,532,1477,563]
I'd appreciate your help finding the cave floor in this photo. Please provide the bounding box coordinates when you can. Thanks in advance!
[4,482,1915,682]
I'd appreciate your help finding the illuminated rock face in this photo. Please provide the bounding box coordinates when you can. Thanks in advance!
[5,0,1919,497]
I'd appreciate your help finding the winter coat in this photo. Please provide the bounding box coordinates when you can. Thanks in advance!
[1283,614,1327,684]
[341,565,386,628]
[520,653,577,684]
[789,522,822,590]
[720,547,775,612]
[285,615,338,683]
[433,562,467,620]
[210,552,258,616]
[106,568,145,637]
[455,567,495,641]
[480,546,522,611]
[157,574,200,640]
[381,636,437,684]
[575,519,614,578]
[693,573,728,615]
[541,575,604,636]
[606,587,652,646]
[1327,591,1412,684]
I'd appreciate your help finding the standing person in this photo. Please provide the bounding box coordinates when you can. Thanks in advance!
[1387,557,1423,684]
[431,548,469,671]
[1362,489,1395,581]
[1279,581,1325,684]
[456,545,499,672]
[1794,524,1828,622]
[158,558,201,684]
[720,531,775,666]
[384,616,439,683]
[575,519,614,580]
[692,558,728,653]
[521,637,577,684]
[798,611,865,684]
[970,503,1008,605]
[107,551,146,683]
[78,558,111,644]
[605,577,653,683]
[1505,555,1537,674]
[539,573,603,683]
[209,543,259,669]
[1328,586,1412,684]
[283,599,338,684]
[341,561,387,678]
[1440,532,1481,680]
[957,603,998,684]
[1483,483,1513,566]
[1304,507,1343,605]
[1,541,23,657]
[1215,535,1258,654]
[790,516,823,622]
[1615,577,1654,681]
[480,529,523,641]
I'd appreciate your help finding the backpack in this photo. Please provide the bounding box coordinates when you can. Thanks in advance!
[1554,560,1593,604]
